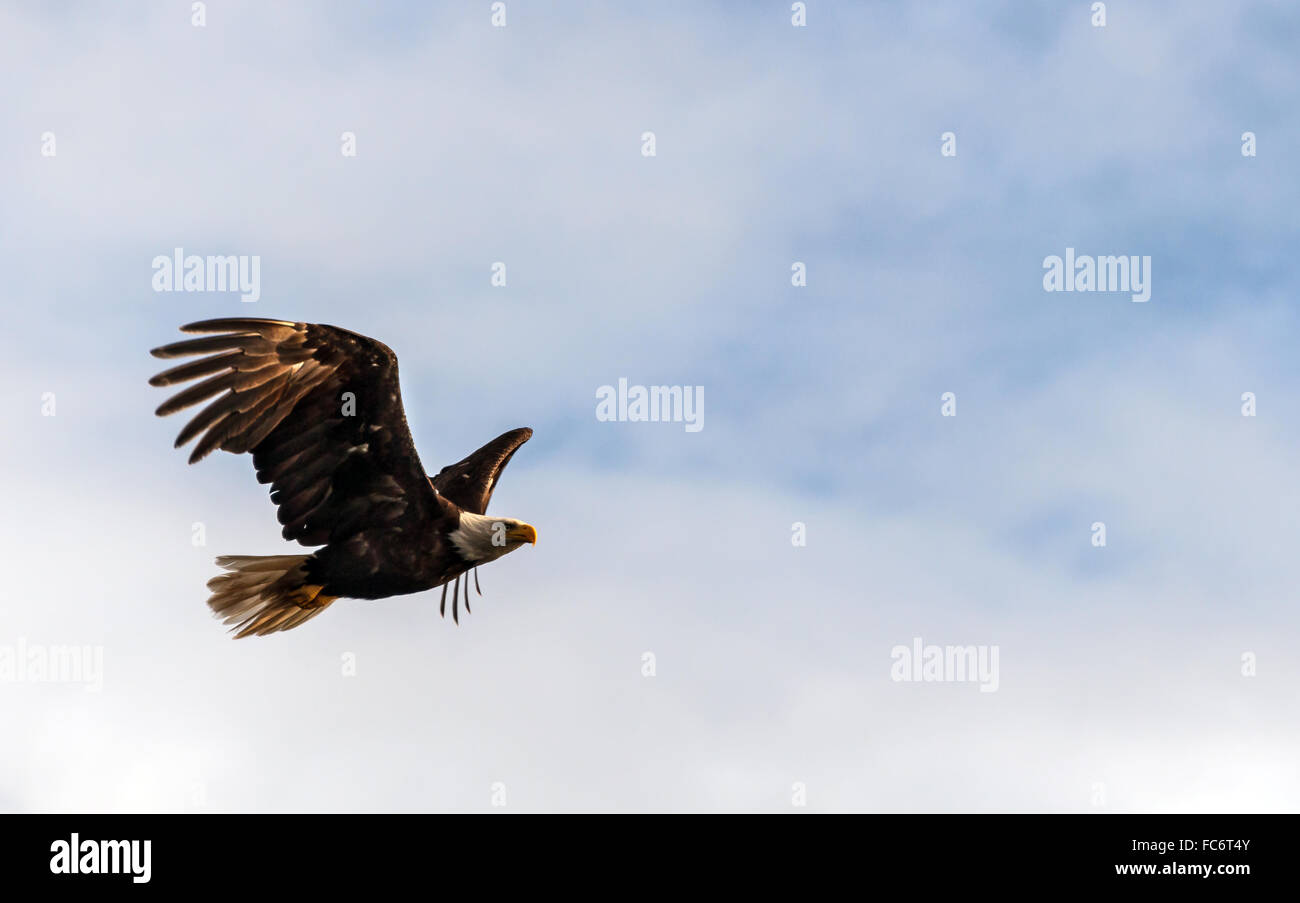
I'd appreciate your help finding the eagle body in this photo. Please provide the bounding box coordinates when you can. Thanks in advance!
[149,318,537,637]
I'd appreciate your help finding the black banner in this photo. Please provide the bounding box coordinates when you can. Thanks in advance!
[0,815,1277,889]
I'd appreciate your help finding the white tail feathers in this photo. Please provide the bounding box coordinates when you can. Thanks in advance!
[207,555,338,638]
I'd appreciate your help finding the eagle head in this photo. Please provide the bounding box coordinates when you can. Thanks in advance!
[449,511,537,564]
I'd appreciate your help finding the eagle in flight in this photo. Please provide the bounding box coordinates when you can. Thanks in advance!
[149,318,537,638]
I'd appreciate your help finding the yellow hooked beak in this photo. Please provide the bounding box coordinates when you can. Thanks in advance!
[506,523,538,545]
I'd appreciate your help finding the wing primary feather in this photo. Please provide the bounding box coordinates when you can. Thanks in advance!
[180,318,298,334]
[229,362,293,392]
[174,403,233,449]
[440,582,448,618]
[219,380,296,454]
[148,351,246,387]
[150,334,272,360]
[155,370,238,417]
[188,417,234,464]
[172,372,290,448]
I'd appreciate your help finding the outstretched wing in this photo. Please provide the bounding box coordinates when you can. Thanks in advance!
[150,318,440,547]
[430,427,533,514]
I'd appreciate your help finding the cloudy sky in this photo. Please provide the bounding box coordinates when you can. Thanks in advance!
[1,1,1298,812]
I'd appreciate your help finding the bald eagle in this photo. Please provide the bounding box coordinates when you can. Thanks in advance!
[149,318,537,638]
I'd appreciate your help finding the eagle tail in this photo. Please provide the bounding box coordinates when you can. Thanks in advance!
[206,555,338,638]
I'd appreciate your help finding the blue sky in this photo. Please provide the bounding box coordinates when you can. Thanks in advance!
[1,1,1298,812]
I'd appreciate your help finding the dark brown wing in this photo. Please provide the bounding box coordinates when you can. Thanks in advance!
[429,427,533,514]
[150,318,440,547]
